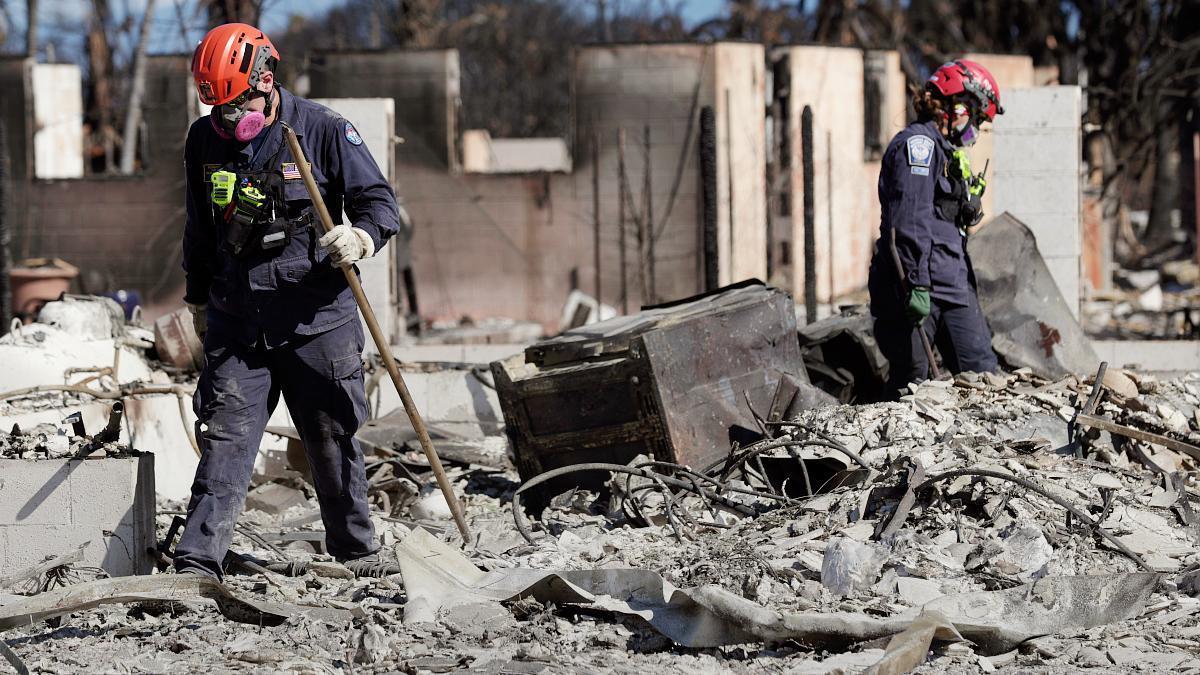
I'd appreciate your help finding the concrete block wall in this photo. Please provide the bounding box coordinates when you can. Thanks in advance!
[0,455,156,576]
[309,50,460,170]
[992,86,1083,316]
[961,54,1036,224]
[576,42,768,307]
[714,43,769,286]
[312,43,768,330]
[312,98,400,346]
[783,46,906,302]
[5,56,194,315]
[575,43,715,310]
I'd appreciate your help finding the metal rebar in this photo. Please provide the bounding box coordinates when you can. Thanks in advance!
[916,468,1154,572]
[512,463,758,543]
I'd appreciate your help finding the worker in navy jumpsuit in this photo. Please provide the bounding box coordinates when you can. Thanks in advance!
[868,123,998,398]
[174,82,400,578]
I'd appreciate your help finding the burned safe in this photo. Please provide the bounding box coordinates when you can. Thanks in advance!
[491,281,812,499]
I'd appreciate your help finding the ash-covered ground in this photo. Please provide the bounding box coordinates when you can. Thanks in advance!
[6,369,1200,673]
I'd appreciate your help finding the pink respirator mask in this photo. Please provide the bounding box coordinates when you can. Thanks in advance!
[210,91,267,143]
[950,102,980,147]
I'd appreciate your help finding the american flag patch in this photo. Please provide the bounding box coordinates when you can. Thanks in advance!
[281,162,306,180]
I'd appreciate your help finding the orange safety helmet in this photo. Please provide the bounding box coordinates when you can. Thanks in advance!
[191,23,279,106]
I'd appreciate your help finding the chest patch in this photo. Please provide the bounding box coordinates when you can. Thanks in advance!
[202,163,221,183]
[345,122,363,146]
[906,135,934,169]
[281,162,310,180]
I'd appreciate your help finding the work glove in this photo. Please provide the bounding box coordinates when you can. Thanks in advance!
[319,225,375,268]
[906,286,931,327]
[186,302,207,339]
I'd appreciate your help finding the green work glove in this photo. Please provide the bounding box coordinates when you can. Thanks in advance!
[906,286,931,326]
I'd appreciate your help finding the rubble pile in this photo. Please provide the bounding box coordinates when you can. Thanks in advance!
[6,365,1200,672]
[1084,260,1200,341]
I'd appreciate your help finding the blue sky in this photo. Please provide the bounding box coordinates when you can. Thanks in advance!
[2,0,731,58]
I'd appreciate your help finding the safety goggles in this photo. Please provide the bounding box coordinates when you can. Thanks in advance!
[953,102,987,127]
[218,87,257,111]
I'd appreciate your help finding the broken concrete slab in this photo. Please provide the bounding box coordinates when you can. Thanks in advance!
[244,483,309,516]
[367,366,507,442]
[1091,340,1200,373]
[896,577,944,606]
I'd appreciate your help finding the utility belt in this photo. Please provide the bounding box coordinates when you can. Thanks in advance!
[211,168,313,257]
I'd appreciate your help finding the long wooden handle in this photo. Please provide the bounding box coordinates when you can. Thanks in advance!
[282,123,472,543]
[888,227,942,380]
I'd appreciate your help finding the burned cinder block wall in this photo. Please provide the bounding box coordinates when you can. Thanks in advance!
[309,49,565,326]
[1,55,193,316]
[780,46,906,305]
[307,44,767,331]
[309,49,460,171]
[575,42,767,311]
[0,57,34,249]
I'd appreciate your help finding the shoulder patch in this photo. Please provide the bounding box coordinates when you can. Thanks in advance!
[344,121,363,146]
[906,135,934,168]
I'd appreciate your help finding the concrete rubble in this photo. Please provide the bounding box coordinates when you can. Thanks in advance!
[3,318,1200,672]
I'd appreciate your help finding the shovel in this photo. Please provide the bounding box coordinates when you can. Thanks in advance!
[282,123,472,543]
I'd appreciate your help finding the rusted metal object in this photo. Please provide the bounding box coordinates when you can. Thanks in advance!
[492,281,814,502]
[153,306,204,372]
[1074,413,1200,462]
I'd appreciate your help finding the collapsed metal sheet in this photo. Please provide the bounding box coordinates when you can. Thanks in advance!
[865,611,963,675]
[924,572,1159,655]
[0,574,357,631]
[968,212,1099,378]
[394,528,1155,654]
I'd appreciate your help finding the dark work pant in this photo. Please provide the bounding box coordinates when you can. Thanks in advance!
[173,317,377,579]
[873,292,999,399]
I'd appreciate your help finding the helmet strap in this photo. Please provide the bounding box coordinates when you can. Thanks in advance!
[262,87,276,119]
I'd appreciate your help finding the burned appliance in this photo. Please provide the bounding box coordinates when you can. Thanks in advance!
[492,281,814,501]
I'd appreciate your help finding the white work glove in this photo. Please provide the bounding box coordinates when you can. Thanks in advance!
[319,225,375,268]
[186,302,207,338]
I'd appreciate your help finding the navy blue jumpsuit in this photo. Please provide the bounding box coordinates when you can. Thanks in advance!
[868,120,997,398]
[175,88,400,578]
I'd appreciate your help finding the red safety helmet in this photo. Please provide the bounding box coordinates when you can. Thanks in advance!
[191,23,279,106]
[927,59,1004,122]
